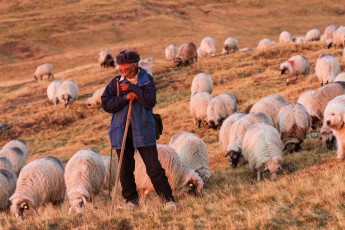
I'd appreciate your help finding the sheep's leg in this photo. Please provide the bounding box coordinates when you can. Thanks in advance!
[198,120,201,128]
[257,171,261,181]
[92,194,95,208]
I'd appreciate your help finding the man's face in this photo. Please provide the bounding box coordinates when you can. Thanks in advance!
[117,63,136,79]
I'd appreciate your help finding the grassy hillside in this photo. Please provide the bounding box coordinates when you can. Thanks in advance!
[0,0,345,229]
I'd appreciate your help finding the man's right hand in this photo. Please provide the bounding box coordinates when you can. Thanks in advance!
[126,92,138,101]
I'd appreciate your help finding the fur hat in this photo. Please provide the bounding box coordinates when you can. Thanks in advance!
[116,50,140,64]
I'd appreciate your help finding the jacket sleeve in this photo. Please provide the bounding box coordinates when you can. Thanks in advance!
[101,77,129,113]
[127,78,156,108]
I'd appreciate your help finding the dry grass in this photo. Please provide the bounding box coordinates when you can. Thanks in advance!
[1,0,345,229]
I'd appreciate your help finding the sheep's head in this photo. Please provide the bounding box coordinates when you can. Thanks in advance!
[178,171,203,197]
[225,149,242,168]
[86,98,94,109]
[10,196,34,219]
[68,193,88,214]
[61,94,72,108]
[279,62,292,75]
[173,57,182,67]
[264,156,282,180]
[51,97,59,105]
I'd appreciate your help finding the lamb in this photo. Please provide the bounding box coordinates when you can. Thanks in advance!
[279,31,293,43]
[65,149,105,214]
[206,93,238,129]
[249,94,288,128]
[297,90,315,115]
[328,26,345,49]
[190,92,213,128]
[242,123,284,181]
[165,44,178,61]
[305,29,321,41]
[168,131,211,182]
[173,42,198,67]
[86,87,105,109]
[102,156,117,191]
[315,53,340,86]
[257,38,276,49]
[199,36,216,57]
[57,80,79,108]
[221,37,238,55]
[323,24,339,48]
[9,156,65,219]
[191,72,213,95]
[134,144,203,202]
[47,80,62,105]
[33,63,54,80]
[0,147,26,176]
[277,103,311,153]
[98,48,114,68]
[0,169,17,210]
[279,55,310,85]
[335,72,345,82]
[225,112,274,168]
[0,156,14,173]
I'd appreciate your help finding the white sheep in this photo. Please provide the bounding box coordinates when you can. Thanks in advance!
[65,149,105,214]
[206,93,238,129]
[0,147,26,176]
[257,38,276,49]
[165,44,178,61]
[197,46,205,57]
[297,89,315,116]
[134,144,203,202]
[173,42,198,67]
[279,31,293,43]
[168,131,211,182]
[199,36,216,57]
[57,80,79,108]
[47,80,62,105]
[221,37,238,55]
[329,26,345,49]
[249,94,288,128]
[0,169,17,211]
[2,139,28,160]
[279,55,310,84]
[190,92,213,128]
[86,87,105,109]
[9,156,65,219]
[191,72,213,95]
[225,112,274,168]
[102,156,117,191]
[305,29,321,41]
[293,36,306,43]
[0,156,14,173]
[242,123,284,181]
[335,72,345,82]
[98,48,114,68]
[315,53,340,86]
[323,24,339,48]
[139,59,153,76]
[277,103,311,153]
[33,63,54,80]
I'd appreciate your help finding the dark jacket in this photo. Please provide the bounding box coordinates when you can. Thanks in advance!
[101,68,157,149]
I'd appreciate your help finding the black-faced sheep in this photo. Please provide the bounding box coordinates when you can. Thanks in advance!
[221,37,238,55]
[99,48,115,68]
[57,80,79,108]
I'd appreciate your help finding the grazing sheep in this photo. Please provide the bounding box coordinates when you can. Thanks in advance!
[10,156,65,219]
[199,36,216,57]
[197,47,205,57]
[2,139,28,160]
[57,80,79,108]
[47,80,62,105]
[279,31,293,43]
[328,26,345,49]
[99,48,114,68]
[0,147,26,176]
[335,72,345,82]
[65,149,105,214]
[323,24,339,48]
[297,90,315,115]
[139,59,153,76]
[134,144,203,202]
[280,55,310,85]
[277,103,311,153]
[174,42,198,67]
[0,169,17,211]
[165,44,178,61]
[249,94,288,128]
[305,29,321,41]
[315,53,340,86]
[102,156,117,191]
[33,63,54,80]
[242,123,284,181]
[168,132,211,182]
[190,92,213,128]
[225,112,274,168]
[0,156,14,173]
[86,87,105,109]
[221,37,238,55]
[206,93,238,129]
[191,72,213,95]
[293,36,306,43]
[257,38,276,49]
[219,112,246,153]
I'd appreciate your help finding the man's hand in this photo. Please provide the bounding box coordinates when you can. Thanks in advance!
[120,83,129,92]
[126,92,138,101]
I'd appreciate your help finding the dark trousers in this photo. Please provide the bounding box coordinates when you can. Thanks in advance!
[116,126,174,203]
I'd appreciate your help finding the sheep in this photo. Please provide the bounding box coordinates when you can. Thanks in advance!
[257,38,276,49]
[65,149,105,214]
[292,36,306,43]
[102,156,117,191]
[277,103,311,154]
[168,131,211,182]
[218,112,246,153]
[297,89,315,115]
[197,47,205,57]
[199,36,216,57]
[0,169,17,211]
[165,44,178,61]
[2,139,28,160]
[315,53,340,86]
[323,24,339,48]
[206,93,238,129]
[242,123,284,181]
[225,112,274,168]
[221,37,238,55]
[249,94,288,128]
[33,63,54,80]
[191,72,213,95]
[0,147,26,176]
[139,59,153,75]
[98,48,114,68]
[57,80,79,108]
[279,55,310,85]
[47,80,62,105]
[190,92,213,128]
[279,31,293,43]
[328,26,345,49]
[305,29,321,41]
[86,87,105,109]
[173,42,198,67]
[335,72,345,82]
[134,144,203,202]
[9,156,65,219]
[0,156,14,173]
[343,48,345,62]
